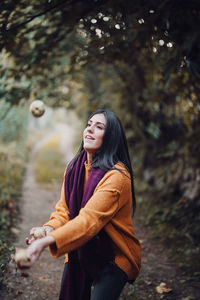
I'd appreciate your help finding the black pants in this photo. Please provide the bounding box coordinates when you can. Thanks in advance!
[60,263,128,300]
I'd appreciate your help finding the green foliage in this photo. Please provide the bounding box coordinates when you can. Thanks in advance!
[0,51,31,105]
[0,100,28,143]
[0,1,200,107]
[0,105,28,287]
[0,240,15,288]
[135,129,200,278]
[0,143,27,287]
[146,122,160,139]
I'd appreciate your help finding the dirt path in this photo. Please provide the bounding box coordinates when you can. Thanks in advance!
[1,123,75,300]
[1,122,199,300]
[120,215,199,300]
[2,164,64,300]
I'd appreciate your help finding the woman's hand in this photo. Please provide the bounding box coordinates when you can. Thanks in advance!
[19,239,45,268]
[43,226,54,236]
[26,226,53,245]
[16,235,55,268]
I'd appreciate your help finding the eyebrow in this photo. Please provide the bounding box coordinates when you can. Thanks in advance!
[88,120,106,126]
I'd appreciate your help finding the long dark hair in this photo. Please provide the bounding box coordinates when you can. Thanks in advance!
[69,109,136,214]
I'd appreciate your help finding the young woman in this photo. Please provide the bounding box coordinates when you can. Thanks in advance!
[18,109,141,300]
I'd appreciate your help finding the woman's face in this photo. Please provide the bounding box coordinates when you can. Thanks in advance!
[83,113,106,154]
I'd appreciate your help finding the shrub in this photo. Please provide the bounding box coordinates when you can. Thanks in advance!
[0,101,28,287]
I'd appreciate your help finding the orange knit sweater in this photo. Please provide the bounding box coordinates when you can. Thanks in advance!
[44,162,141,281]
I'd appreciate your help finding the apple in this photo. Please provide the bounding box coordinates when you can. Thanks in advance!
[29,100,45,117]
[14,249,29,264]
[33,227,45,239]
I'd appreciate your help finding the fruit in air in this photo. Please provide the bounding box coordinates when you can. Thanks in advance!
[29,100,45,117]
[14,249,29,264]
[33,227,45,239]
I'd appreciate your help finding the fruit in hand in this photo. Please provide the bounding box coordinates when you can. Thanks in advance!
[29,100,45,117]
[33,227,45,239]
[14,249,29,264]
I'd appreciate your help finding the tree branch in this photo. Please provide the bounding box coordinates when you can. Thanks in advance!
[5,0,75,32]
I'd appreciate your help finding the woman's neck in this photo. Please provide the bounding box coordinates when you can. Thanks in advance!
[87,152,93,165]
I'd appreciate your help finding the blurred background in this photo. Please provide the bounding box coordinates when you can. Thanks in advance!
[0,0,200,294]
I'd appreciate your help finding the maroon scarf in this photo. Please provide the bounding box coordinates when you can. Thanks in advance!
[59,150,114,300]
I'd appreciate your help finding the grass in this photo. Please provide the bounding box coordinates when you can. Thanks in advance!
[0,142,26,288]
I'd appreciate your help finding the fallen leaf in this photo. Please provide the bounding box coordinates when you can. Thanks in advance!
[16,289,23,295]
[39,276,46,280]
[156,282,172,294]
[139,239,144,244]
[145,280,152,286]
[179,279,186,283]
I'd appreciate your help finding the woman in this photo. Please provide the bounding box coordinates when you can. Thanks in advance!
[18,109,141,300]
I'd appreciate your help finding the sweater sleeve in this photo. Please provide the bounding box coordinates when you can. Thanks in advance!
[48,168,128,258]
[43,180,70,230]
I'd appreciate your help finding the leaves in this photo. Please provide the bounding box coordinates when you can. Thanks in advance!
[0,103,28,287]
[156,282,172,294]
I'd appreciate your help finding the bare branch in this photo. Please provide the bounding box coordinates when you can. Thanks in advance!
[4,0,73,32]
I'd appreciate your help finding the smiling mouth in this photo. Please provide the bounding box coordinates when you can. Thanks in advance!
[85,135,95,140]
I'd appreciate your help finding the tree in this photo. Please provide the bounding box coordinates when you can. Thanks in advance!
[1,0,200,276]
[0,1,200,102]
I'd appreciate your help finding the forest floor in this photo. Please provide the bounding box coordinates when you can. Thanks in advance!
[0,121,199,300]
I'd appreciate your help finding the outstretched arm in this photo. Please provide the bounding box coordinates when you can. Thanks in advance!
[17,235,56,268]
[25,225,53,245]
[25,178,69,246]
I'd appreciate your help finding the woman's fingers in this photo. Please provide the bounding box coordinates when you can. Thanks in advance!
[12,248,30,268]
[30,227,46,239]
[13,239,44,269]
[18,252,37,268]
[25,237,30,245]
[26,240,44,265]
[26,237,35,245]
[30,227,37,236]
[17,260,32,268]
[44,226,53,235]
[26,227,47,247]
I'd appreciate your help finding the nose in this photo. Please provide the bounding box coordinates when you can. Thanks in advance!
[87,125,94,133]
